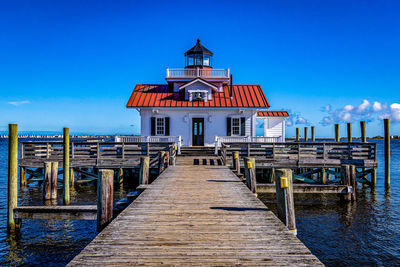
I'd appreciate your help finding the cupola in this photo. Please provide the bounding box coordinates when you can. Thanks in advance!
[184,39,213,69]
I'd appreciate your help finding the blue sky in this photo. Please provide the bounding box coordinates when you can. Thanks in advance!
[1,0,399,137]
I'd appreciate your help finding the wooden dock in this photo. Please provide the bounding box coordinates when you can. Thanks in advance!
[68,164,322,266]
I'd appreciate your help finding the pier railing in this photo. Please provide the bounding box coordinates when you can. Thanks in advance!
[20,141,176,168]
[215,136,283,154]
[221,142,377,168]
[166,68,229,79]
[114,136,182,154]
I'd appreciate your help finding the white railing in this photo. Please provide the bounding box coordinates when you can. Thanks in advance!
[166,68,229,78]
[214,136,283,154]
[114,136,182,154]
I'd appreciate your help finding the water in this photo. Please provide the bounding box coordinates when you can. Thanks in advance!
[0,139,399,266]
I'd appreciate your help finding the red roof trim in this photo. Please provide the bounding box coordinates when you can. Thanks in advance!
[257,111,289,117]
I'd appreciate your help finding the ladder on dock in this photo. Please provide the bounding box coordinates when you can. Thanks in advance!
[68,164,322,266]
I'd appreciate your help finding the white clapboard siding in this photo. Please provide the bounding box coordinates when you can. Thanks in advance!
[265,118,284,137]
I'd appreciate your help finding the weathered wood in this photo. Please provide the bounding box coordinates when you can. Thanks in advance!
[232,151,240,174]
[8,124,19,233]
[296,128,299,142]
[304,127,308,142]
[20,167,26,187]
[275,169,296,235]
[258,183,348,194]
[51,161,58,200]
[243,157,256,194]
[340,165,351,201]
[68,165,321,266]
[350,165,357,201]
[384,118,390,188]
[335,124,340,142]
[347,123,352,142]
[70,168,75,185]
[158,151,166,175]
[97,169,114,232]
[360,121,367,142]
[43,162,52,200]
[139,156,150,185]
[14,205,97,220]
[371,168,377,187]
[311,126,315,141]
[63,128,70,205]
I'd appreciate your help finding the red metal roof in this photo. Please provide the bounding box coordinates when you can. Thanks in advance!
[257,111,289,117]
[126,84,270,108]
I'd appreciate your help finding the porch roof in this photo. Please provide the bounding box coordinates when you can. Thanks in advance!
[257,111,289,117]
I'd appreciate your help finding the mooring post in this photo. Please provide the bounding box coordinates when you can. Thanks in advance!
[63,128,70,205]
[44,162,52,200]
[243,157,256,194]
[384,118,390,188]
[350,165,357,201]
[271,168,275,183]
[165,152,170,169]
[97,169,114,232]
[347,123,352,142]
[275,168,296,235]
[232,151,240,174]
[20,167,26,187]
[296,128,299,142]
[51,161,58,200]
[158,151,166,175]
[304,127,308,142]
[8,124,19,233]
[70,168,75,186]
[311,126,315,142]
[139,156,150,185]
[320,168,326,184]
[118,168,124,184]
[340,165,351,201]
[360,121,367,142]
[335,124,340,142]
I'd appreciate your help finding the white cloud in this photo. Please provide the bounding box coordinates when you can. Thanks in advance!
[8,100,30,106]
[389,103,400,122]
[372,101,383,112]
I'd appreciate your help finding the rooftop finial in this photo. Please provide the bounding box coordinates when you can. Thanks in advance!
[197,38,200,43]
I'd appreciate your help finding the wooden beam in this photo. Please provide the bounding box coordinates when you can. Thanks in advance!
[257,183,349,194]
[232,151,240,174]
[97,169,114,232]
[384,118,390,188]
[311,126,315,142]
[14,205,97,220]
[8,124,19,233]
[139,156,149,185]
[275,169,296,234]
[63,128,70,205]
[243,157,256,194]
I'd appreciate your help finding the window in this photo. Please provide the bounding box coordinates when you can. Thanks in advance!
[156,117,165,135]
[232,118,240,136]
[195,54,202,65]
[203,55,210,66]
[187,55,194,66]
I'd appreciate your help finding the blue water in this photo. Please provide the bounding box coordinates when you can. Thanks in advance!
[0,138,399,266]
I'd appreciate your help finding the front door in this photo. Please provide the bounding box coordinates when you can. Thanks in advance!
[192,118,204,146]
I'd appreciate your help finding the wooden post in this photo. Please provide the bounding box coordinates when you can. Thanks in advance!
[139,156,150,185]
[8,124,18,233]
[243,157,256,194]
[232,151,240,174]
[118,168,124,184]
[371,168,377,187]
[360,121,366,142]
[340,165,351,201]
[320,168,326,184]
[311,126,315,142]
[97,169,114,232]
[335,124,340,142]
[347,123,352,142]
[304,127,308,142]
[51,161,58,200]
[271,168,275,184]
[63,128,70,205]
[295,128,299,142]
[70,168,75,186]
[158,151,166,175]
[384,118,390,188]
[165,152,170,169]
[350,165,357,201]
[44,162,52,200]
[275,169,296,235]
[20,167,26,187]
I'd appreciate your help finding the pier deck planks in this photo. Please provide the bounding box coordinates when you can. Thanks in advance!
[68,165,323,266]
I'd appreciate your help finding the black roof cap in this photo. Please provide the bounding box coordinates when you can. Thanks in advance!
[184,39,213,56]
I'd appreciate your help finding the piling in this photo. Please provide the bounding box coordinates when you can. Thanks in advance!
[360,121,366,142]
[275,168,296,235]
[304,127,308,142]
[51,162,58,200]
[7,124,18,233]
[243,157,256,194]
[347,123,352,142]
[97,169,114,232]
[20,167,26,187]
[63,128,70,205]
[311,126,315,142]
[44,162,52,200]
[384,119,390,188]
[158,151,166,175]
[340,165,354,201]
[70,168,75,186]
[232,151,240,174]
[295,128,299,142]
[350,165,357,201]
[335,124,340,142]
[139,156,150,185]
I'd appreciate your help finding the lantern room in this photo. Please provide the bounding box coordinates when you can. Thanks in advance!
[184,39,213,69]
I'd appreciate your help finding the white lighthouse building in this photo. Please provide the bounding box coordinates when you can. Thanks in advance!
[126,39,288,147]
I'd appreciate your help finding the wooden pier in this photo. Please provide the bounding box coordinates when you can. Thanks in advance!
[68,164,322,266]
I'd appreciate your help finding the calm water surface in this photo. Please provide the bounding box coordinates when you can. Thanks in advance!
[0,138,399,266]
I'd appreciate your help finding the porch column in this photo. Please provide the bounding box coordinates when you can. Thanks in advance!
[263,118,268,137]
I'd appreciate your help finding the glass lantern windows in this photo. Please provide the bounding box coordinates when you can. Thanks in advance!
[187,55,194,66]
[203,55,210,66]
[185,54,212,67]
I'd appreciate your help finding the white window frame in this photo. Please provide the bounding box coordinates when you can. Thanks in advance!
[231,117,241,136]
[156,117,165,136]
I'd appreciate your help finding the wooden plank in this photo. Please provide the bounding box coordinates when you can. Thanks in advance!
[68,165,322,266]
[14,205,97,220]
[257,183,349,194]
